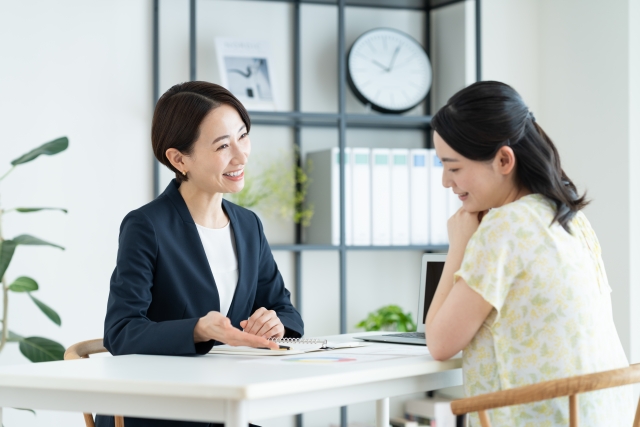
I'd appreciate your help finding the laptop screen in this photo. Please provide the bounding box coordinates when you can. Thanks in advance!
[423,261,445,325]
[417,254,447,332]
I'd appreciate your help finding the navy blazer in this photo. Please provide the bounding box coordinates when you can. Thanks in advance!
[103,179,303,356]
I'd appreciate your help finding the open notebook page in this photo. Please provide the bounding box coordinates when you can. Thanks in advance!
[208,341,367,356]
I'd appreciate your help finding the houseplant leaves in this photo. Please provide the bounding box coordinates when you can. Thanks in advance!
[7,278,61,325]
[10,137,69,166]
[0,240,17,279]
[18,337,65,362]
[8,276,38,292]
[28,294,61,326]
[13,234,64,250]
[13,207,68,214]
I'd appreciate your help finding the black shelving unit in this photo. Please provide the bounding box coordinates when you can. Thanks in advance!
[152,1,481,425]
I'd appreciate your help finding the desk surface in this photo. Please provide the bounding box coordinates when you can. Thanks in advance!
[0,333,463,423]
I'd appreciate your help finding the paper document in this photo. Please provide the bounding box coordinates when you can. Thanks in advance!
[241,352,398,365]
[336,343,431,357]
[208,341,367,356]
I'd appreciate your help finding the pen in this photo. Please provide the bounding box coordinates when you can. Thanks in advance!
[257,345,290,350]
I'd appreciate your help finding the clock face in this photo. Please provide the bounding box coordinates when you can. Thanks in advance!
[347,28,432,114]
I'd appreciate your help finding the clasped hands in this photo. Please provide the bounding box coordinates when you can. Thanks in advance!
[194,307,283,349]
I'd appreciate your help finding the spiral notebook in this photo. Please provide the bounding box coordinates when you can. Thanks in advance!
[208,338,367,356]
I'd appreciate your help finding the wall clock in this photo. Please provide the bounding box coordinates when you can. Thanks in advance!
[347,28,432,114]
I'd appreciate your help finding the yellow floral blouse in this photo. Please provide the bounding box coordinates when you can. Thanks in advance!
[455,194,634,427]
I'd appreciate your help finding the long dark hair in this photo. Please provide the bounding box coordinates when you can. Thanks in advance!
[151,81,251,182]
[431,81,588,232]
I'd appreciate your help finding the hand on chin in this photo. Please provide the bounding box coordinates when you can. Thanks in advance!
[447,207,486,250]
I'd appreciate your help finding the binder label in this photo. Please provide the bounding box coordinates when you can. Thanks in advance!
[414,155,425,167]
[355,153,369,164]
[394,154,407,165]
[375,154,388,165]
[335,152,349,164]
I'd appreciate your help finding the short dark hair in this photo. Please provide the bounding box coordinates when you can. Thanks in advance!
[431,81,588,233]
[151,81,251,182]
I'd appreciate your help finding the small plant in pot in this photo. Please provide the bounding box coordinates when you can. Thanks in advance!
[356,304,417,332]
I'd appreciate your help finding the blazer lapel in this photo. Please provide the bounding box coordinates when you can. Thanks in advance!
[164,180,221,313]
[222,199,249,327]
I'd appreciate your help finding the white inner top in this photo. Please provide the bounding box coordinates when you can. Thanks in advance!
[195,221,238,317]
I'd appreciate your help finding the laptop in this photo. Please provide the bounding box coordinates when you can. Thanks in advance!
[355,253,446,346]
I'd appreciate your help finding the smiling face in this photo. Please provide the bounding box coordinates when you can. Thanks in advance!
[433,131,521,213]
[166,104,250,195]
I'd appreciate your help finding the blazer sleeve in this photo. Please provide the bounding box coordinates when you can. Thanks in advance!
[103,210,199,356]
[253,213,304,338]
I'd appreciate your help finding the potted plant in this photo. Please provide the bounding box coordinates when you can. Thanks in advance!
[356,304,417,332]
[0,137,69,363]
[226,148,313,226]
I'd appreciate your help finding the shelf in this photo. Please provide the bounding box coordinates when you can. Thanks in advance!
[296,0,432,10]
[347,113,432,129]
[236,0,466,11]
[249,111,339,128]
[249,111,432,130]
[270,244,448,252]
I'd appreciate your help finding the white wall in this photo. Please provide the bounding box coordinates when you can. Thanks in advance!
[537,0,637,363]
[0,1,152,426]
[630,0,640,364]
[481,0,540,114]
[482,0,640,364]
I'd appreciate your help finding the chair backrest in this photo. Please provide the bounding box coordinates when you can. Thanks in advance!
[64,338,108,360]
[450,363,640,427]
[64,339,124,427]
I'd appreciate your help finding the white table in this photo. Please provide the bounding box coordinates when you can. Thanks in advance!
[0,333,462,426]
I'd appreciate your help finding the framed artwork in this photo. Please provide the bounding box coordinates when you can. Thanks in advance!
[215,38,278,111]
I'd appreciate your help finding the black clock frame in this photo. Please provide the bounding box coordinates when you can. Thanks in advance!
[346,27,432,115]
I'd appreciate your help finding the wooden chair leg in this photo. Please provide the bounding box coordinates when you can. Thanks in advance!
[478,410,492,427]
[115,415,125,427]
[633,395,640,427]
[83,413,96,427]
[569,395,579,427]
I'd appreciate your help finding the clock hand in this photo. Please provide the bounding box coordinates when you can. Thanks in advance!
[371,59,389,71]
[387,46,401,71]
[394,54,417,70]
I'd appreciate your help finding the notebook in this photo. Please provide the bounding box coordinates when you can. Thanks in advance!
[208,338,367,356]
[355,253,446,346]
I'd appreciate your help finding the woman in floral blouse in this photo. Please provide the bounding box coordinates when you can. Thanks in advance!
[425,81,634,426]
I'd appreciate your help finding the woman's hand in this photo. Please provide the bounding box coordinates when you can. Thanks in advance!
[194,311,278,349]
[447,208,487,254]
[239,307,285,339]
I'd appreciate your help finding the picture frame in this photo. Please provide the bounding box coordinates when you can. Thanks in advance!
[215,37,279,111]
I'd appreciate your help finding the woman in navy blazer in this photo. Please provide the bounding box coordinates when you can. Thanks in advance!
[99,81,303,427]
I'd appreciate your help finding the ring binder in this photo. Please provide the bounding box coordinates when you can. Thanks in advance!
[268,338,328,346]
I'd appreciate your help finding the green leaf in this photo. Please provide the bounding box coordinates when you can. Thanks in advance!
[7,330,24,342]
[13,207,68,214]
[18,337,65,362]
[10,137,69,166]
[8,276,39,293]
[13,234,64,250]
[0,328,22,342]
[0,240,17,279]
[12,408,36,415]
[28,294,61,326]
[355,304,417,332]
